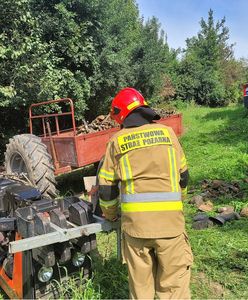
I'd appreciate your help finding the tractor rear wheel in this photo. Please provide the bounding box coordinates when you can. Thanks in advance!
[4,134,57,198]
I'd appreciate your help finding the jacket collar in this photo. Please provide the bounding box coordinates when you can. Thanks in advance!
[122,107,160,128]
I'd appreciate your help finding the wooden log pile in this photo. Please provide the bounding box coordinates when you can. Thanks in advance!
[77,108,177,135]
[154,107,177,118]
[189,179,245,213]
[77,114,118,134]
[200,179,244,199]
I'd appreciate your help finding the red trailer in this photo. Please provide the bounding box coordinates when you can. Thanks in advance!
[5,98,183,197]
[244,83,248,108]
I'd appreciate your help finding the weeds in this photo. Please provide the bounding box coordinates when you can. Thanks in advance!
[53,275,101,300]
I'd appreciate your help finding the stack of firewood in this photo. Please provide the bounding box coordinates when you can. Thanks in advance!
[77,108,177,134]
[200,179,243,199]
[154,107,177,118]
[77,114,118,134]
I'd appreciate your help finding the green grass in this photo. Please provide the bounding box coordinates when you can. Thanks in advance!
[181,104,248,183]
[53,276,101,300]
[182,103,248,299]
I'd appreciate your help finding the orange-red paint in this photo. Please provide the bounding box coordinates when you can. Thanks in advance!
[0,233,23,299]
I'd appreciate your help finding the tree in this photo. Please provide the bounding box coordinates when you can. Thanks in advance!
[0,0,55,152]
[132,17,174,104]
[176,9,237,106]
[85,0,142,118]
[31,0,102,118]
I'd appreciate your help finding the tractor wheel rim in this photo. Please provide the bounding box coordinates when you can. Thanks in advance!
[10,153,28,176]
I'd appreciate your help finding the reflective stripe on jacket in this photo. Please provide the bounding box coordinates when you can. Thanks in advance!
[99,123,188,238]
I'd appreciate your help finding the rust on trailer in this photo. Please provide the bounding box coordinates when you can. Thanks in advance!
[29,99,183,175]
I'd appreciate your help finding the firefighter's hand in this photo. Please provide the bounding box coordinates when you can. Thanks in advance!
[101,215,120,232]
[110,216,120,230]
[102,213,119,222]
[105,215,119,222]
[111,212,121,222]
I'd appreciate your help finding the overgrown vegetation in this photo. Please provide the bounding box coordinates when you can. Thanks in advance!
[0,1,248,160]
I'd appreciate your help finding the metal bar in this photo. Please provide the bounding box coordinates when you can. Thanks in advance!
[55,116,60,135]
[30,112,72,119]
[9,223,100,253]
[29,98,77,136]
[42,118,46,137]
[66,220,77,228]
[116,225,122,261]
[29,105,33,134]
[9,218,113,254]
[29,99,73,134]
[70,100,76,136]
[46,121,60,171]
[30,98,73,108]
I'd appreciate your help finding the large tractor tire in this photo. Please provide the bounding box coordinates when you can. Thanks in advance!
[4,134,57,198]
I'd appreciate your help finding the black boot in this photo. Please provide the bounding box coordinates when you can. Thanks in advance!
[209,212,240,225]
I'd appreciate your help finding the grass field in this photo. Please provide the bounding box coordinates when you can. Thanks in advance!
[181,104,248,299]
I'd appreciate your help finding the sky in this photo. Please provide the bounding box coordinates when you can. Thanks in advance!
[136,0,247,59]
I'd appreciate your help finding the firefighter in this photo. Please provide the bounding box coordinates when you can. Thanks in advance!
[99,87,193,299]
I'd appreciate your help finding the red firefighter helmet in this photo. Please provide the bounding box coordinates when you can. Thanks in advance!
[110,88,148,124]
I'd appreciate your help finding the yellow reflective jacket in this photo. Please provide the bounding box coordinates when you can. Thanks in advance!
[99,123,188,238]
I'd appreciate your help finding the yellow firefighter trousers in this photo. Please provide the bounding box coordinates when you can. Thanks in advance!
[122,232,193,300]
